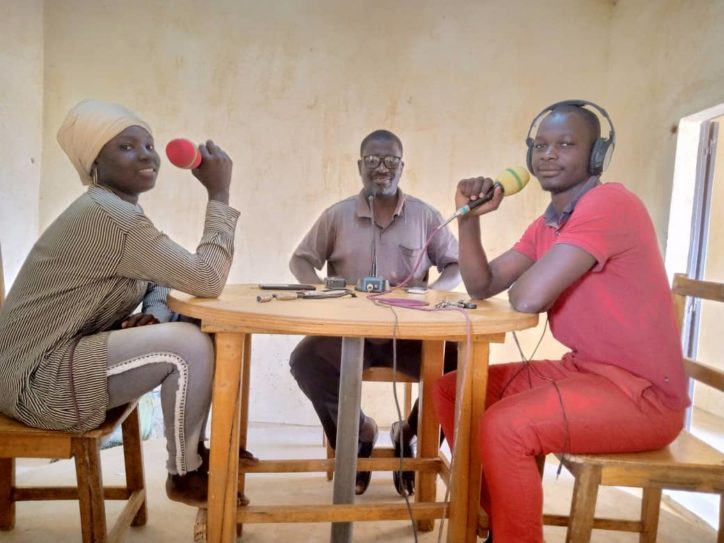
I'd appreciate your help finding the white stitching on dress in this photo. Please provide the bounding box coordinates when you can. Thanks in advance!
[106,352,190,474]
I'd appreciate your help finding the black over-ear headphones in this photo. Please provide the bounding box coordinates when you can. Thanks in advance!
[525,99,616,176]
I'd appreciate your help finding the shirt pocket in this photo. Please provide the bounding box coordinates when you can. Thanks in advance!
[396,244,430,285]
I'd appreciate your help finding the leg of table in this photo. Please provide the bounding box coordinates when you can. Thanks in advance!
[330,336,364,543]
[466,340,489,540]
[207,332,244,543]
[237,333,252,537]
[446,339,489,543]
[416,339,445,531]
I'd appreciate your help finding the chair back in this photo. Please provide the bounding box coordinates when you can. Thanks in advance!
[672,273,724,393]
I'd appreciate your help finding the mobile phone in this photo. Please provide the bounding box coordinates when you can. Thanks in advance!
[258,284,317,291]
[405,287,428,295]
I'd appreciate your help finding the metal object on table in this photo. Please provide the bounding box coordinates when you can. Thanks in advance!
[256,292,301,303]
[433,299,478,310]
[257,290,355,303]
[324,276,347,289]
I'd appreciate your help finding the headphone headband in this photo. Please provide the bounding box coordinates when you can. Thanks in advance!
[525,99,616,175]
[526,99,616,144]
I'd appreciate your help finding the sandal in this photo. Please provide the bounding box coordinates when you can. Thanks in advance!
[198,442,259,474]
[355,416,378,495]
[390,420,415,496]
[166,470,250,508]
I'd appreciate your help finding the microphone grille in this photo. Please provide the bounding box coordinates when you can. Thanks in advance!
[496,166,530,195]
[166,138,201,169]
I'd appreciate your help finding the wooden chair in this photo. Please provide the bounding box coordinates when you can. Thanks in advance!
[324,367,416,481]
[0,244,147,542]
[549,274,724,542]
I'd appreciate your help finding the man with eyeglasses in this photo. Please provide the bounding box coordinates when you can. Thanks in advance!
[289,129,460,496]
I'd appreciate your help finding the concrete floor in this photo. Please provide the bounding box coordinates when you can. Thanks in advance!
[2,424,718,542]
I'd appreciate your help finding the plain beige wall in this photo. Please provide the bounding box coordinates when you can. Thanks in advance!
[0,0,43,285]
[2,0,724,427]
[37,0,614,426]
[605,0,724,238]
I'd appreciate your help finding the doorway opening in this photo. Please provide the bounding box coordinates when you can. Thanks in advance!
[665,103,724,531]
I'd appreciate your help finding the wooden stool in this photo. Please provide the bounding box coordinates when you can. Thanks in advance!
[0,244,147,542]
[0,402,147,543]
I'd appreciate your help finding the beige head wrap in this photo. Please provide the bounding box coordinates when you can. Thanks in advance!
[56,99,152,185]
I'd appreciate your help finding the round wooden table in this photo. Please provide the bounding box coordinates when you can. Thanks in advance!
[168,284,538,543]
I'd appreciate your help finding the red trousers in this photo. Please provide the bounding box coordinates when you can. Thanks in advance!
[433,354,684,543]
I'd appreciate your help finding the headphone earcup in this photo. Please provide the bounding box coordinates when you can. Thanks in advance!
[525,137,534,173]
[588,138,610,175]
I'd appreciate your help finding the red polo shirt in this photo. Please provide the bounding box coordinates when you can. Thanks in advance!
[513,182,689,409]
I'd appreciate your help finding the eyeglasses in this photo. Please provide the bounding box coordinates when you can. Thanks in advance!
[362,154,402,170]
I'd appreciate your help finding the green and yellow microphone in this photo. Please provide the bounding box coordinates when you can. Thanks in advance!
[454,166,530,218]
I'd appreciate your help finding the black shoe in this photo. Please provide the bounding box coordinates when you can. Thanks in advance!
[390,420,415,496]
[355,416,378,495]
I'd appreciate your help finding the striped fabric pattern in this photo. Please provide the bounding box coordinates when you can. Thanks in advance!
[0,185,239,431]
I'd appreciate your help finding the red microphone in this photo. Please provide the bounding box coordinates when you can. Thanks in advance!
[165,138,202,169]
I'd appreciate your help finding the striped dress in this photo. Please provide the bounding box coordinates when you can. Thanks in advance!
[0,185,239,431]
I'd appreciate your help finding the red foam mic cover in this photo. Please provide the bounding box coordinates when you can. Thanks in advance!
[165,138,202,169]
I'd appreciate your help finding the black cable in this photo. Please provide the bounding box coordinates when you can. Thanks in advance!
[379,303,419,543]
[510,318,571,476]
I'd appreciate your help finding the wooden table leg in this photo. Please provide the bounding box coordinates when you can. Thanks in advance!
[416,339,444,531]
[207,332,244,543]
[466,340,489,540]
[330,336,364,543]
[447,338,489,543]
[236,333,252,537]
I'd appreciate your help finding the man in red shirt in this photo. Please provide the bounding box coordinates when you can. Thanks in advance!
[433,101,688,543]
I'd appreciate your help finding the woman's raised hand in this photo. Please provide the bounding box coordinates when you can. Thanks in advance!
[192,140,233,204]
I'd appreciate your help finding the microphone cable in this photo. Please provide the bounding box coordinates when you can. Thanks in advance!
[367,219,451,308]
[361,192,546,540]
[372,294,473,543]
[377,303,418,542]
[361,177,526,539]
[508,320,572,478]
[361,210,475,542]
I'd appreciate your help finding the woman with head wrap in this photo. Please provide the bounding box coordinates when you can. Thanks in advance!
[0,99,252,507]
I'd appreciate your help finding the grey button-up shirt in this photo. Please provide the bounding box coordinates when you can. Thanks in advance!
[292,189,458,287]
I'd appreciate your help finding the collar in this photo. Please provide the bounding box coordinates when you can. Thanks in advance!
[88,184,143,212]
[354,188,407,219]
[543,176,601,229]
